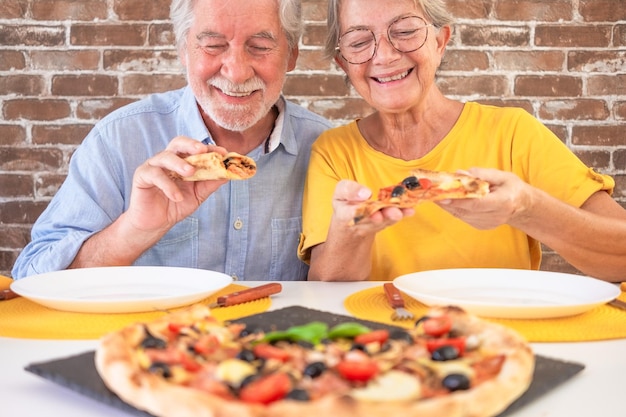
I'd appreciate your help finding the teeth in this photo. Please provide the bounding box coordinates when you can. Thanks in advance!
[224,91,252,97]
[375,70,410,83]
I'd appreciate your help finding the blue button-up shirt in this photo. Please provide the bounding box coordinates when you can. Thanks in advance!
[12,86,331,281]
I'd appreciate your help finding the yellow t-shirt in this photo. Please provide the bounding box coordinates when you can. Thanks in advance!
[299,103,614,281]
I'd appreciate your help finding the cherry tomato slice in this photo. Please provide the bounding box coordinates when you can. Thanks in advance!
[239,372,292,404]
[426,337,466,356]
[354,329,389,345]
[422,315,453,337]
[252,343,291,362]
[336,352,379,382]
[418,178,433,189]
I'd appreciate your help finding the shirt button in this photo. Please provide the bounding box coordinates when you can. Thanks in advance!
[233,218,243,230]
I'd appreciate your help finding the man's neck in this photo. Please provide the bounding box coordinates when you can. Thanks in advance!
[204,106,279,155]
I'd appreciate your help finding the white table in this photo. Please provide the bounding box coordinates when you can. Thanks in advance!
[1,281,624,416]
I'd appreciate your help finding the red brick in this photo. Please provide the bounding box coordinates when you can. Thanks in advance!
[514,76,582,97]
[574,150,611,170]
[303,0,327,21]
[306,97,374,120]
[495,0,573,21]
[30,50,100,71]
[588,75,626,95]
[0,147,65,171]
[114,0,171,20]
[438,75,509,97]
[71,24,147,46]
[36,174,68,198]
[3,99,71,121]
[284,74,349,96]
[614,175,626,198]
[572,126,626,146]
[492,51,565,71]
[447,0,492,19]
[540,253,580,275]
[615,101,626,120]
[0,226,31,249]
[302,24,328,47]
[616,25,626,47]
[0,174,33,198]
[0,0,27,19]
[51,75,118,96]
[76,98,137,120]
[0,50,25,70]
[459,25,530,47]
[442,50,489,71]
[0,125,26,145]
[31,0,108,20]
[296,50,333,71]
[103,50,180,72]
[0,251,20,278]
[0,25,65,46]
[32,124,94,146]
[0,75,45,95]
[568,51,626,73]
[121,74,186,95]
[0,201,50,224]
[579,0,626,22]
[149,23,176,46]
[615,150,626,171]
[539,99,610,121]
[535,25,612,47]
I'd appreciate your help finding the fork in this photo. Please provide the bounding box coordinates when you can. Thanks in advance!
[383,283,414,321]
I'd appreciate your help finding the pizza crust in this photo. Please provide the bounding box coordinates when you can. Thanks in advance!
[171,151,256,181]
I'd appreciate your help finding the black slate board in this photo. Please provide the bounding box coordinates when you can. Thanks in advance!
[25,306,585,417]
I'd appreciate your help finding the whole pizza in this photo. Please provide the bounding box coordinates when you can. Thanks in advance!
[95,305,534,417]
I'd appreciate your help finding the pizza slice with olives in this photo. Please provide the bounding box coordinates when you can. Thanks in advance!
[171,151,256,181]
[352,168,490,224]
[94,304,533,417]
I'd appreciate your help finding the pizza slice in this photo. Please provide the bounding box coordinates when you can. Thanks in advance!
[352,168,490,224]
[172,151,256,181]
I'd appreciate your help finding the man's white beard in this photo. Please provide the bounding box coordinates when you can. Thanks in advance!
[198,76,273,132]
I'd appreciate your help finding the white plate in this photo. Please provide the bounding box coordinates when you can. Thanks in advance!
[10,266,233,313]
[393,268,620,319]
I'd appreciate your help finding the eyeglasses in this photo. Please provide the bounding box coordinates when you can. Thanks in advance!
[336,16,434,65]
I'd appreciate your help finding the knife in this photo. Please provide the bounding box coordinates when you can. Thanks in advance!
[208,282,282,308]
[608,298,626,311]
[0,288,20,301]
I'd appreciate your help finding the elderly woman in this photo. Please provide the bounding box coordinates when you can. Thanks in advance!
[298,0,626,282]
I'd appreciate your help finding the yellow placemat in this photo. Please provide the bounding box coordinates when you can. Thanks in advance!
[0,276,270,340]
[344,285,626,342]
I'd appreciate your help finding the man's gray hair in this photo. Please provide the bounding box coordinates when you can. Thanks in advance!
[170,0,303,54]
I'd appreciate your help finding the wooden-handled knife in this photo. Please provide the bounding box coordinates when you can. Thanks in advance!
[0,288,20,301]
[208,282,282,308]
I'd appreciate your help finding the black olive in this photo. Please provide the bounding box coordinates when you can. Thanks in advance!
[402,176,420,190]
[236,348,256,362]
[303,361,327,378]
[442,373,470,391]
[239,374,258,389]
[239,325,264,338]
[350,342,367,352]
[431,345,460,361]
[391,185,406,198]
[140,326,167,349]
[388,329,413,344]
[223,157,233,168]
[148,362,172,378]
[286,389,310,401]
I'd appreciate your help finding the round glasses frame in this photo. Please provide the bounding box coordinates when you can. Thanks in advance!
[336,15,434,65]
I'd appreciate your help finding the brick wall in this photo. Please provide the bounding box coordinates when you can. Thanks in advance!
[1,0,625,278]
